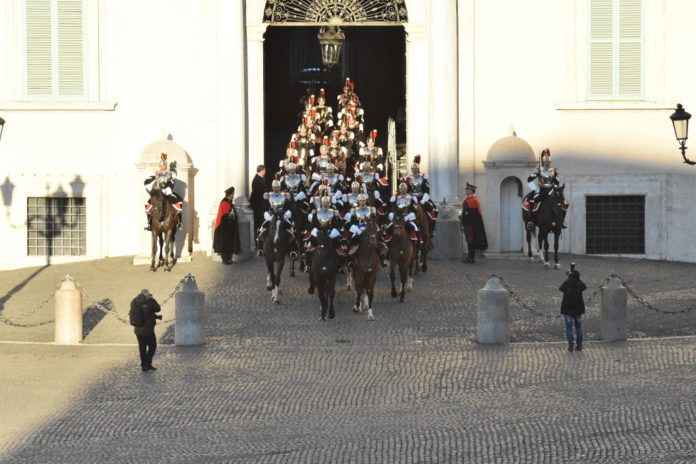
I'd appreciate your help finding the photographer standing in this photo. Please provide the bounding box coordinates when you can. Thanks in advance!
[559,266,587,352]
[130,289,162,371]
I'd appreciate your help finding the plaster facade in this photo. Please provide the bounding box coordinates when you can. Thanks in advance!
[0,0,695,270]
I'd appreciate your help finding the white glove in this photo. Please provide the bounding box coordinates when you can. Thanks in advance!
[527,181,537,191]
[264,211,272,221]
[421,193,430,203]
[377,164,384,171]
[329,229,340,239]
[308,213,314,222]
[373,190,381,199]
[406,212,416,222]
[284,210,292,220]
[349,224,360,234]
[311,228,318,237]
[294,191,306,201]
[163,187,172,196]
[390,196,396,203]
[312,173,322,181]
[388,212,394,221]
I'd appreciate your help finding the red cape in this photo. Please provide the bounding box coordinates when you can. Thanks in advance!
[214,199,232,229]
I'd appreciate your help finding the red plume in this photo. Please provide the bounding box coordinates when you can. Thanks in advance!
[352,94,358,102]
[293,156,298,163]
[290,141,296,149]
[320,88,325,97]
[332,156,337,163]
[303,116,310,125]
[405,177,410,184]
[350,83,355,92]
[311,108,317,118]
[332,130,339,137]
[323,178,329,186]
[161,153,167,160]
[310,95,315,106]
[346,77,351,86]
[323,136,329,146]
[275,173,281,181]
[346,114,353,122]
[366,154,372,162]
[414,155,421,164]
[372,129,378,140]
[356,175,363,183]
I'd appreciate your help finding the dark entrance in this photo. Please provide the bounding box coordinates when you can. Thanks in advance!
[263,26,406,179]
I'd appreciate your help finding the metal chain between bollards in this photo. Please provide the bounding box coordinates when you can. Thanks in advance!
[497,276,562,320]
[611,274,696,315]
[0,282,61,328]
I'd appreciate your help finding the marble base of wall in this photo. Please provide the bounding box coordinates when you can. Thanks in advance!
[428,204,464,260]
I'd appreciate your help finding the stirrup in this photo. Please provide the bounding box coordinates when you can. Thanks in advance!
[256,248,263,257]
[176,222,183,231]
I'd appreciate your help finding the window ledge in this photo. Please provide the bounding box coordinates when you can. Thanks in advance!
[0,101,117,111]
[555,101,675,111]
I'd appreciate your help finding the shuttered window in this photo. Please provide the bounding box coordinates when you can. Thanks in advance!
[25,0,86,99]
[589,0,642,100]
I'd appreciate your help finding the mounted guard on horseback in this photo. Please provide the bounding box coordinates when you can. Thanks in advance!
[384,182,421,250]
[144,153,183,231]
[256,179,299,260]
[303,195,346,273]
[344,193,389,267]
[523,148,568,229]
[402,155,438,238]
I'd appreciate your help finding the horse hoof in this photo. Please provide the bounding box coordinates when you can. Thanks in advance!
[391,290,397,298]
[149,267,156,272]
[266,285,272,291]
[328,311,335,320]
[544,262,550,269]
[308,287,314,294]
[421,264,427,273]
[528,257,535,263]
[554,263,561,270]
[353,305,360,313]
[367,309,375,321]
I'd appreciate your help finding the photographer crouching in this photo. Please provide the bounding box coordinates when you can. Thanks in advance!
[130,289,162,372]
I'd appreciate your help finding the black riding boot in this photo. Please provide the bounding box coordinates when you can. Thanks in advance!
[176,213,183,231]
[561,209,567,229]
[144,215,152,231]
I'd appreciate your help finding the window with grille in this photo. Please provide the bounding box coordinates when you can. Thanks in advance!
[589,0,643,100]
[586,195,644,254]
[27,197,86,256]
[24,0,86,100]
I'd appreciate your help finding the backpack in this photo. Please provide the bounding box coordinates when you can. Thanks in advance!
[129,300,145,327]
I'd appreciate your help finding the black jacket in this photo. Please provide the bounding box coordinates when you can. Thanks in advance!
[559,275,587,316]
[249,174,266,212]
[131,294,162,336]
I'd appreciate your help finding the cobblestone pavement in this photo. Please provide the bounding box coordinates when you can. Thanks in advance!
[1,254,696,462]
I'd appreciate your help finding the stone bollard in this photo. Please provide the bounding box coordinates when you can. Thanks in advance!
[54,276,83,344]
[600,276,628,342]
[175,274,205,346]
[477,275,510,344]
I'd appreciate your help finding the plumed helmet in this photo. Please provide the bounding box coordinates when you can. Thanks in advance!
[286,162,296,171]
[320,195,332,209]
[309,94,315,106]
[361,161,371,171]
[398,182,408,194]
[271,179,281,191]
[351,181,360,193]
[327,163,335,173]
[357,193,368,204]
[541,148,551,163]
[411,163,420,173]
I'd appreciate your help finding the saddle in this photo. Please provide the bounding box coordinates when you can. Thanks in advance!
[521,192,541,212]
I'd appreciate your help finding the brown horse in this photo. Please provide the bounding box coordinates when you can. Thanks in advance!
[351,219,382,320]
[262,212,289,304]
[148,177,177,272]
[414,204,431,273]
[388,213,416,303]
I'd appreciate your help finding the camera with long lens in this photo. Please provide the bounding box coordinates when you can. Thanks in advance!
[566,261,576,276]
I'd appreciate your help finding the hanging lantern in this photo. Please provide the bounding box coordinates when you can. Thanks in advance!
[317,26,345,68]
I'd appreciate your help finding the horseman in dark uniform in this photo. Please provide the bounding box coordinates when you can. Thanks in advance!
[356,161,387,219]
[402,155,438,237]
[524,148,568,228]
[313,89,334,134]
[384,182,421,249]
[344,193,389,267]
[256,179,299,259]
[144,153,183,231]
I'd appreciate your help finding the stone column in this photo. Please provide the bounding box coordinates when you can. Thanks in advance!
[404,23,429,169]
[428,0,459,204]
[54,277,82,345]
[600,277,628,342]
[175,275,205,346]
[246,25,267,198]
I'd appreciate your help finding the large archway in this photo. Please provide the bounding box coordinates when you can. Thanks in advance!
[263,25,406,177]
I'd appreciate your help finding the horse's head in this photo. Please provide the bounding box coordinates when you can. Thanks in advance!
[361,220,382,248]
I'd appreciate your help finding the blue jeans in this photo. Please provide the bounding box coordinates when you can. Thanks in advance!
[564,315,583,345]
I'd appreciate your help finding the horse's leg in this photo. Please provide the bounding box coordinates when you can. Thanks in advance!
[274,258,284,304]
[290,256,296,278]
[526,226,534,263]
[164,230,174,272]
[367,273,376,321]
[554,231,561,270]
[328,277,336,320]
[266,256,274,292]
[421,247,428,273]
[389,265,397,298]
[399,263,408,303]
[318,281,327,321]
[406,251,414,292]
[345,266,354,291]
[150,231,158,272]
[158,234,165,267]
[414,250,421,275]
[543,234,551,268]
[538,232,545,264]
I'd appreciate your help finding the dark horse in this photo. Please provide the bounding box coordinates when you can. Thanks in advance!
[522,184,565,270]
[351,219,382,321]
[311,228,339,321]
[389,212,416,303]
[263,211,290,304]
[288,200,307,278]
[148,176,177,272]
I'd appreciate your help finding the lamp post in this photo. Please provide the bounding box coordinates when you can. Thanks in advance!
[0,116,5,141]
[317,25,344,68]
[669,103,692,164]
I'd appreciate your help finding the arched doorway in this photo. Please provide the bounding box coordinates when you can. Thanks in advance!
[500,176,523,252]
